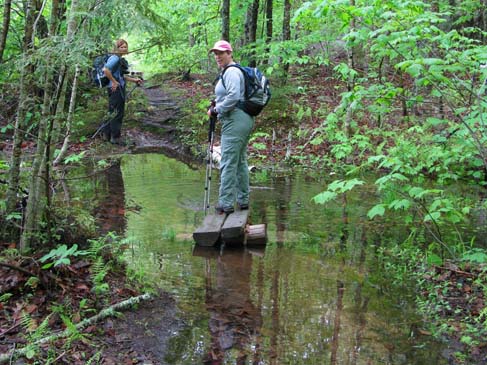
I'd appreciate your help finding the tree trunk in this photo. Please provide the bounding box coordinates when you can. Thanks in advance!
[244,0,259,66]
[262,0,273,66]
[20,83,52,250]
[20,0,79,250]
[0,0,12,63]
[266,0,273,42]
[431,0,439,13]
[244,0,259,45]
[282,0,291,74]
[48,0,63,36]
[6,0,36,214]
[344,0,356,137]
[54,65,80,166]
[221,0,230,41]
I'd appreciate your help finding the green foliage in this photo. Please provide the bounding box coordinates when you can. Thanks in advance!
[461,248,487,264]
[162,227,176,242]
[40,244,88,269]
[0,293,13,303]
[313,179,364,204]
[19,313,51,360]
[63,151,87,165]
[91,258,110,296]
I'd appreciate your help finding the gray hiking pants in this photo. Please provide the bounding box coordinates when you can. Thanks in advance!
[218,108,254,209]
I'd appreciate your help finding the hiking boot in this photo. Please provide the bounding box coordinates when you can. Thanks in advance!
[237,202,249,210]
[101,131,110,142]
[110,137,126,146]
[215,204,234,215]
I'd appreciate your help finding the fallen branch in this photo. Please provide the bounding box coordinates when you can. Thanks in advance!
[0,293,152,364]
[0,262,38,278]
[435,265,476,278]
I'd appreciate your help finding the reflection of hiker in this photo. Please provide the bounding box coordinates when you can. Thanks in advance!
[102,39,143,145]
[207,40,254,215]
[202,248,263,364]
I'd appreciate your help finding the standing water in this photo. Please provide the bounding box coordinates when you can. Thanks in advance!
[115,153,448,365]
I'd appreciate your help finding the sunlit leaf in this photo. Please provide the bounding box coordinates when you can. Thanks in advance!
[426,253,442,266]
[388,199,411,210]
[367,204,386,219]
[312,191,337,204]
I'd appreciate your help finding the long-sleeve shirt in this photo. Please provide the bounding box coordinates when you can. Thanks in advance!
[215,64,245,116]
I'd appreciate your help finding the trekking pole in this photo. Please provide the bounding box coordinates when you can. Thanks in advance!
[125,83,139,99]
[203,114,217,215]
[92,80,142,140]
[91,120,110,139]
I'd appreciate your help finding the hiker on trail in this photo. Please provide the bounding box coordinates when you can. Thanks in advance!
[207,40,254,215]
[102,39,143,145]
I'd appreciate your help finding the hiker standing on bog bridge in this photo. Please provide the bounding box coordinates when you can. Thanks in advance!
[102,39,143,145]
[208,40,254,215]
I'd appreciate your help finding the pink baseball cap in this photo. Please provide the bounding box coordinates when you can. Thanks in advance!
[209,40,233,53]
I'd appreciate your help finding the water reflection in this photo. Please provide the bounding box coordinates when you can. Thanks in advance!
[193,246,264,364]
[115,154,456,364]
[98,162,126,235]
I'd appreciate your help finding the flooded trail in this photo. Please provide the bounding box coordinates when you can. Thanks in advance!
[92,153,452,365]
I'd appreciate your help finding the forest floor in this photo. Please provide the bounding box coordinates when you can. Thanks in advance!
[1,69,486,364]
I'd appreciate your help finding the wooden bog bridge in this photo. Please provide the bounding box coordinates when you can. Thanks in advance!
[193,210,267,247]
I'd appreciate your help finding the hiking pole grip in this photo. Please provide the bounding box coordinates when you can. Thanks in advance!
[208,99,217,142]
[208,115,216,142]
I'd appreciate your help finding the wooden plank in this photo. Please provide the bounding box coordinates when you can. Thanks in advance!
[221,210,249,245]
[245,224,267,246]
[192,214,227,246]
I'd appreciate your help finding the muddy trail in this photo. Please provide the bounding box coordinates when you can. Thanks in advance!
[123,85,194,162]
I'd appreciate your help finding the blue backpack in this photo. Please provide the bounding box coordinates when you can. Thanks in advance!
[221,64,271,116]
[91,54,110,88]
[90,55,129,88]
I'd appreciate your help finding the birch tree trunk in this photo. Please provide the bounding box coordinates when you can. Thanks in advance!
[54,65,80,166]
[0,0,12,63]
[51,0,76,160]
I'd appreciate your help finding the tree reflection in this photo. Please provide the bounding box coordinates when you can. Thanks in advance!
[97,162,126,235]
[193,246,264,364]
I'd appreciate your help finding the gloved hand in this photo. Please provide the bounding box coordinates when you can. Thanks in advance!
[209,106,218,117]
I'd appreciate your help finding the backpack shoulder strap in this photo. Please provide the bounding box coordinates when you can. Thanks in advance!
[220,63,245,89]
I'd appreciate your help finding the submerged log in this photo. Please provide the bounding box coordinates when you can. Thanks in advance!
[245,224,267,246]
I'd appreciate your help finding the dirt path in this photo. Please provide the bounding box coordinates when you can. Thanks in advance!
[92,294,184,365]
[124,84,195,164]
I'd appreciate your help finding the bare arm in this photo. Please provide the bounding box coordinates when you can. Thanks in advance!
[103,67,119,91]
